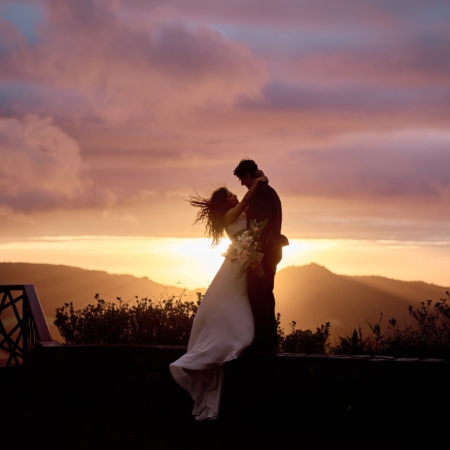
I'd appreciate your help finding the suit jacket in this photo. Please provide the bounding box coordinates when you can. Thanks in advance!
[246,182,288,255]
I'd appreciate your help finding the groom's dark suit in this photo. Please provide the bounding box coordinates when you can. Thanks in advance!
[246,182,288,351]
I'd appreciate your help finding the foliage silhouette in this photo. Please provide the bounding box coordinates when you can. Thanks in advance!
[55,291,450,359]
[277,317,331,354]
[54,291,203,345]
[332,291,450,359]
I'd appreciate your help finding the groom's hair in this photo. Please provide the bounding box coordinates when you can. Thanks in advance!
[233,159,258,178]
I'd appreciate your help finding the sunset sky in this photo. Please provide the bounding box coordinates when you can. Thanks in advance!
[1,0,449,290]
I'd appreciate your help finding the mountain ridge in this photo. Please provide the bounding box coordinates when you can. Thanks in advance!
[1,262,448,341]
[0,262,200,341]
[274,263,449,337]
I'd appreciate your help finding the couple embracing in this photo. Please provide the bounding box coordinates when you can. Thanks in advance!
[170,158,288,421]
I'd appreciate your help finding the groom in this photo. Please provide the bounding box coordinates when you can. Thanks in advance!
[234,159,289,353]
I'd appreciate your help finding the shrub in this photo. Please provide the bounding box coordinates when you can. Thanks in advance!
[54,291,203,345]
[277,315,331,354]
[332,292,450,359]
[55,289,450,359]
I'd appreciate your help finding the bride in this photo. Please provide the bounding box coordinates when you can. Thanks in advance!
[169,173,269,420]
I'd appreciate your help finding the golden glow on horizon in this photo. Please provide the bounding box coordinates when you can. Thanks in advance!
[1,236,449,290]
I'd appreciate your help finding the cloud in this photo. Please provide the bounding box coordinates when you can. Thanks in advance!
[122,0,405,29]
[0,0,449,245]
[0,114,94,211]
[238,82,440,114]
[273,130,450,201]
[0,204,34,224]
[0,1,266,125]
[266,31,450,89]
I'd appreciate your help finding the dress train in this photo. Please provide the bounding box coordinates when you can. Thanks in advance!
[170,215,254,420]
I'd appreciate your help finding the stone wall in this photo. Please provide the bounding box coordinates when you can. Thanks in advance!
[25,343,450,425]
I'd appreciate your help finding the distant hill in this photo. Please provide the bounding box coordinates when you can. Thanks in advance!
[1,262,448,343]
[0,262,202,341]
[274,263,450,338]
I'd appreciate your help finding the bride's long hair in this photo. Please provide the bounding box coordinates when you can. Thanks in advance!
[189,187,229,247]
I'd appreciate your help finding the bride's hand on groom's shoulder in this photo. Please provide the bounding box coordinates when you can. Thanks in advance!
[255,170,269,184]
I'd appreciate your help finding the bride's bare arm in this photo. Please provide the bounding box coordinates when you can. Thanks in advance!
[223,175,268,226]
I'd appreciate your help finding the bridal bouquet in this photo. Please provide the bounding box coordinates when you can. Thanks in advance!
[224,219,268,277]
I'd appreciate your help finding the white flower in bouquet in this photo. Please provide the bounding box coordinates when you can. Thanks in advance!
[223,219,268,276]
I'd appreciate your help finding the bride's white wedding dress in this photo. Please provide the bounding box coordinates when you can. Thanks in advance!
[169,214,254,420]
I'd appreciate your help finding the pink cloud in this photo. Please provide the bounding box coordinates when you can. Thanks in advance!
[124,0,399,29]
[266,33,450,89]
[0,114,102,211]
[265,130,450,206]
[1,0,449,244]
[0,1,266,124]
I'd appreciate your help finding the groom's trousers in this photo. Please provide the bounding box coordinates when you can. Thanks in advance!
[246,247,282,350]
